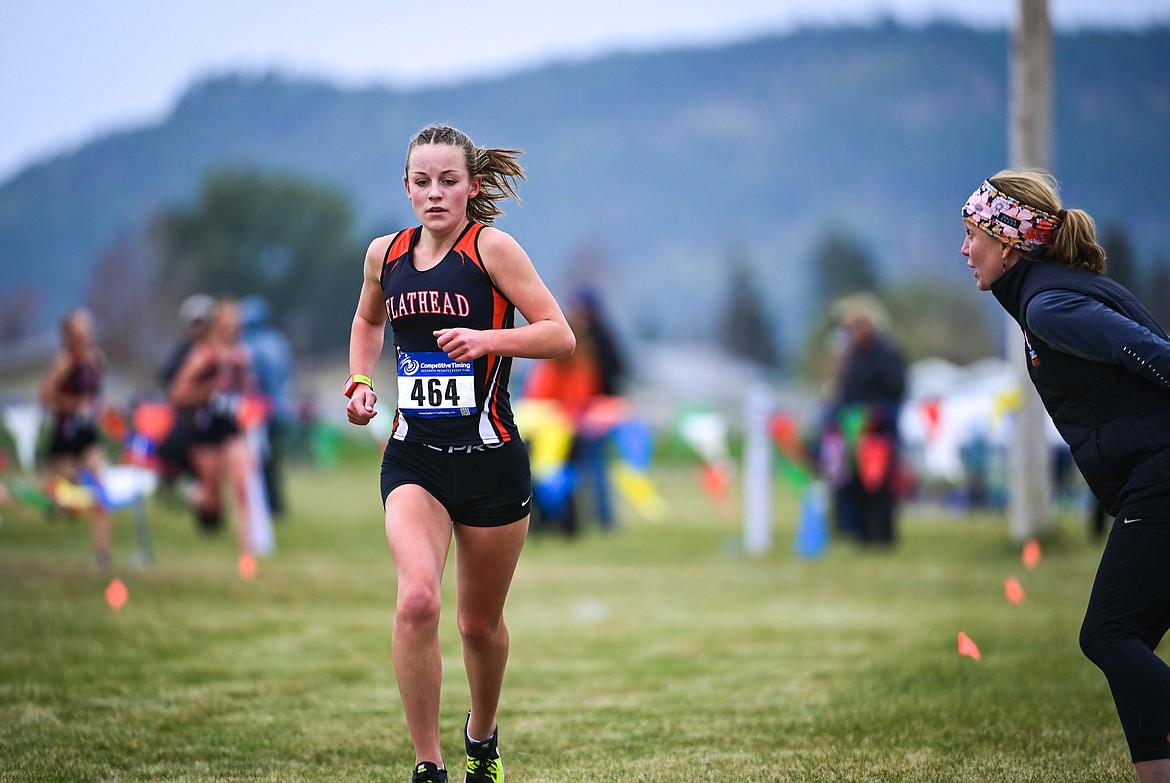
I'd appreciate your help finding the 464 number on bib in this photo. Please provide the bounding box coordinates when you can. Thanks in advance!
[409,377,462,408]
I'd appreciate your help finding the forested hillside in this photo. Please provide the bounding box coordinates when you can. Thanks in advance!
[1,22,1167,359]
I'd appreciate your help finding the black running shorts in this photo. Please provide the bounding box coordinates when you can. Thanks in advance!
[380,437,532,527]
[47,415,100,457]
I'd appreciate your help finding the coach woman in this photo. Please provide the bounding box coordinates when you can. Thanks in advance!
[961,168,1170,783]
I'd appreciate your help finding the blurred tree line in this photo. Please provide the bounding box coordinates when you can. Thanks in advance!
[81,166,1168,392]
[84,169,368,387]
[153,170,364,354]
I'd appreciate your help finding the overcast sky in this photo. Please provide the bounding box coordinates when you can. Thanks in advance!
[2,0,1167,181]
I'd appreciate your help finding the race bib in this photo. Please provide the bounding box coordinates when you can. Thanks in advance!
[396,351,476,418]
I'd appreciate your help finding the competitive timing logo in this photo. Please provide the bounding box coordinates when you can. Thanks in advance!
[398,354,421,376]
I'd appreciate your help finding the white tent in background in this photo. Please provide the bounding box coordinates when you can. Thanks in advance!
[898,357,1062,490]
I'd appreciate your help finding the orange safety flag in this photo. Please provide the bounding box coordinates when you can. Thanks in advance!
[701,462,731,499]
[957,631,982,661]
[132,401,175,442]
[1004,575,1026,605]
[857,434,892,491]
[105,579,129,610]
[1022,539,1042,570]
[237,395,271,430]
[238,553,258,581]
[101,407,129,442]
[922,398,942,442]
[769,413,808,460]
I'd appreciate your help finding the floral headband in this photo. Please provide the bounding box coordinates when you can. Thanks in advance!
[962,180,1061,252]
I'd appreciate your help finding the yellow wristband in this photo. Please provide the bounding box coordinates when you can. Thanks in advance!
[344,373,374,398]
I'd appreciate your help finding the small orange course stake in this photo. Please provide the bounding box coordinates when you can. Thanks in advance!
[955,630,982,706]
[957,631,982,661]
[1004,575,1026,605]
[238,553,258,581]
[1022,538,1042,570]
[104,578,128,611]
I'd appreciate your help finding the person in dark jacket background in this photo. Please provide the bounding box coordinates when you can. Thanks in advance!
[822,293,907,547]
[961,168,1170,782]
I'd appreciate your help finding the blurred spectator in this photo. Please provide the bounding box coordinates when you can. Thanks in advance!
[821,294,907,547]
[169,299,257,578]
[160,294,214,389]
[523,313,601,537]
[155,294,214,482]
[574,287,627,396]
[239,296,295,519]
[39,308,113,570]
[524,288,628,534]
[568,289,627,530]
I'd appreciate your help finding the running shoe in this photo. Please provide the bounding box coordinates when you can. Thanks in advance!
[464,715,503,783]
[411,761,448,783]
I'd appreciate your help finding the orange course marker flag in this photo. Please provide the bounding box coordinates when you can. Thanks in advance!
[1005,575,1026,605]
[238,553,258,581]
[105,578,129,611]
[957,631,982,661]
[1022,538,1042,570]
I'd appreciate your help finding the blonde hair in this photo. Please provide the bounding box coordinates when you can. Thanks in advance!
[987,168,1107,273]
[59,308,94,348]
[405,124,525,226]
[832,293,890,335]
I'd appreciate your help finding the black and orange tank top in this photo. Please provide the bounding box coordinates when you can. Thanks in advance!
[380,223,518,446]
[60,353,102,399]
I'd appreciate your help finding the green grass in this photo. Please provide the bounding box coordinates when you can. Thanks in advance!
[0,453,1142,782]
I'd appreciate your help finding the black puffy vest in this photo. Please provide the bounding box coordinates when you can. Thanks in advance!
[992,260,1170,516]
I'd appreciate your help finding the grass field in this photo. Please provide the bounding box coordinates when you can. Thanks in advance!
[0,450,1144,782]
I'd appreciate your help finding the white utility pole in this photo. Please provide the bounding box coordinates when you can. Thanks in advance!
[743,383,773,556]
[1006,0,1055,543]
